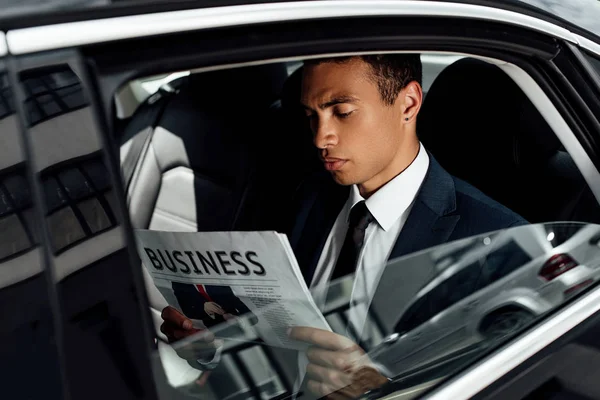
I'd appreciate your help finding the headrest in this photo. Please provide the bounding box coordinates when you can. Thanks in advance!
[186,63,288,108]
[281,65,303,111]
[418,58,559,180]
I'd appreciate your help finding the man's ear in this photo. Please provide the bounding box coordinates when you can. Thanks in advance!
[400,81,423,123]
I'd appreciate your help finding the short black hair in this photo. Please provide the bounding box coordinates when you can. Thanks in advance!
[304,54,422,105]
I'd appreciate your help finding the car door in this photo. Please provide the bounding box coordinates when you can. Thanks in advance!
[4,2,600,400]
[0,35,67,400]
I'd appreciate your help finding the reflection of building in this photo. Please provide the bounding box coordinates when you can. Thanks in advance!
[0,71,44,288]
[0,68,63,400]
[22,66,87,127]
[19,65,125,282]
[0,73,14,119]
[41,156,118,254]
[0,168,36,261]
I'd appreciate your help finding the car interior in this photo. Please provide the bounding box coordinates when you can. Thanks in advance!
[113,52,600,397]
[116,53,600,235]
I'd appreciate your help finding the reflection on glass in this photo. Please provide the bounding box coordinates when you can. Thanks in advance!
[17,64,155,399]
[367,223,600,397]
[22,65,87,128]
[0,64,64,399]
[163,223,600,400]
[20,65,121,261]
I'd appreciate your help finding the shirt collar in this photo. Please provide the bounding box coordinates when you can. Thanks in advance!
[348,143,430,231]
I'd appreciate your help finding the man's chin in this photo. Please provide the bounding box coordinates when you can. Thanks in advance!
[330,172,355,186]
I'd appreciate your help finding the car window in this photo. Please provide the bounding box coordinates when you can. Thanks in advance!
[156,222,600,400]
[396,239,532,335]
[368,223,600,391]
[477,239,532,287]
[395,292,432,334]
[109,52,600,400]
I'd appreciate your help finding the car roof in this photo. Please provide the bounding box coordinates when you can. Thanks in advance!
[1,0,599,43]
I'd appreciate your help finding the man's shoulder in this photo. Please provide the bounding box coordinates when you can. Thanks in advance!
[451,176,528,232]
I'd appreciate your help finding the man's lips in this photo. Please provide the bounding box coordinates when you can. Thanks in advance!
[323,158,347,171]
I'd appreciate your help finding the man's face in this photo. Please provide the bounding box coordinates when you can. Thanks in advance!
[301,58,415,193]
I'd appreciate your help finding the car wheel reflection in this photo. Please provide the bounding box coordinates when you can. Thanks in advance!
[480,308,535,343]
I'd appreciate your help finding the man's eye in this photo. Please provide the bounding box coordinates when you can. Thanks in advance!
[337,110,354,119]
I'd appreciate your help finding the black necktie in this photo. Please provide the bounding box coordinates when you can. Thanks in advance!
[331,200,374,280]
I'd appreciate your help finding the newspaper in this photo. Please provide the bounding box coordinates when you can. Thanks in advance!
[135,229,331,349]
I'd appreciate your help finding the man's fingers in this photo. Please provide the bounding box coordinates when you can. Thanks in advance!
[160,321,216,342]
[306,363,352,389]
[307,380,336,398]
[289,327,358,351]
[160,323,190,341]
[307,347,359,371]
[350,366,389,394]
[306,380,350,400]
[161,306,193,330]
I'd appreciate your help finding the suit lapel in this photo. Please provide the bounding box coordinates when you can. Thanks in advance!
[389,155,460,260]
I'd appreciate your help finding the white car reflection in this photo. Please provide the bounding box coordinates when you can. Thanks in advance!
[369,224,600,380]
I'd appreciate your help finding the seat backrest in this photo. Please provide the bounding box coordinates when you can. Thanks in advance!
[121,63,288,233]
[418,58,597,223]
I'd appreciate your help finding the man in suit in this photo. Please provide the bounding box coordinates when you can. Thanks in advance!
[172,282,258,328]
[161,54,527,394]
[286,54,527,398]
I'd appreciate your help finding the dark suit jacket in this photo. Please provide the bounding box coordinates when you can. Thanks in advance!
[172,283,255,328]
[288,155,528,285]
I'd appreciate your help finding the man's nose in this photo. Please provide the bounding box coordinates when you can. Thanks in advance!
[313,119,338,149]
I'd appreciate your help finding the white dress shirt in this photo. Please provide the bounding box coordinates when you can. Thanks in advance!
[309,143,430,341]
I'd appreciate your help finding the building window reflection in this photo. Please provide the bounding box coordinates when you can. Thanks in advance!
[0,167,36,261]
[0,73,14,120]
[42,155,117,254]
[21,66,88,127]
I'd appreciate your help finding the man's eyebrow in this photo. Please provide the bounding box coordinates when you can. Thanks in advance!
[301,95,359,111]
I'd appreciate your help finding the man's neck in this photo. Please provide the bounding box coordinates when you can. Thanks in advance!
[358,139,421,198]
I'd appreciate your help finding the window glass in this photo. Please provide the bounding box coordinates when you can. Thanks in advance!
[112,53,600,400]
[368,223,600,388]
[21,66,87,127]
[477,239,532,287]
[395,294,432,334]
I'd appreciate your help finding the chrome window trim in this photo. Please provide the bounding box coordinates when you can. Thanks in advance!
[426,284,600,399]
[5,0,579,55]
[578,35,600,57]
[0,32,7,57]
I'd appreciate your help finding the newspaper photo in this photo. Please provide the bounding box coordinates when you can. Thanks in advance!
[135,229,331,349]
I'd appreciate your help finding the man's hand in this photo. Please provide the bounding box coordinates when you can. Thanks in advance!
[204,302,225,318]
[160,306,218,363]
[289,327,388,399]
[222,313,237,321]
